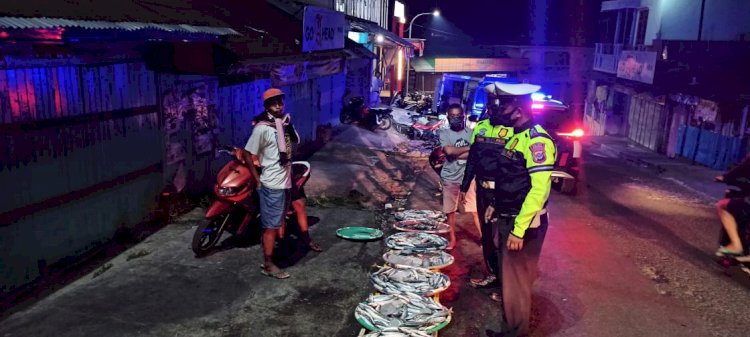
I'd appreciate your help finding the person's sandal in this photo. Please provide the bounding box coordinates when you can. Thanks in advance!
[716,247,743,257]
[470,275,497,288]
[259,264,291,279]
[489,292,502,303]
[309,241,323,252]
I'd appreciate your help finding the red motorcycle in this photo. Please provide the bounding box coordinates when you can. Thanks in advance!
[191,146,311,256]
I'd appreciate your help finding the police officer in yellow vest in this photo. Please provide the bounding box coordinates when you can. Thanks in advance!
[486,82,556,337]
[460,86,516,289]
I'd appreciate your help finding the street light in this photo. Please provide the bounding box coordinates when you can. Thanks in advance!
[405,9,439,97]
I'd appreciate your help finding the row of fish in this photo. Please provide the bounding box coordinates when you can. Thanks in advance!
[355,209,453,336]
[370,265,450,296]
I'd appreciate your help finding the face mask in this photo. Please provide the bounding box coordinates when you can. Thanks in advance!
[489,108,517,126]
[448,117,465,130]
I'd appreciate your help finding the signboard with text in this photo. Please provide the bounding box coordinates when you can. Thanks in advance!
[434,58,529,73]
[303,6,345,52]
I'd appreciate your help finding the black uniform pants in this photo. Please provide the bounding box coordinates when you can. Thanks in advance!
[476,184,501,279]
[496,213,548,337]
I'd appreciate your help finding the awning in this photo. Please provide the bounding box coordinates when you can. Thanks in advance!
[412,58,435,73]
[347,16,413,52]
[0,16,239,36]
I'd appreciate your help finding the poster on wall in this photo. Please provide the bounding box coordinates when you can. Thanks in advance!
[166,142,186,165]
[694,99,718,123]
[616,50,657,84]
[302,6,345,52]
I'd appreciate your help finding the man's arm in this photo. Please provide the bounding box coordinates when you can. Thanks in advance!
[244,128,264,188]
[722,154,750,183]
[512,137,556,239]
[443,145,470,157]
[460,127,482,193]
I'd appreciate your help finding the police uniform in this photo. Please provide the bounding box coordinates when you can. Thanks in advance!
[495,121,556,337]
[461,118,514,282]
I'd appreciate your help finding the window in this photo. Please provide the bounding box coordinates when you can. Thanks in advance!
[636,9,649,46]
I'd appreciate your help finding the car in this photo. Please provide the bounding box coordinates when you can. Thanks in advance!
[477,94,583,195]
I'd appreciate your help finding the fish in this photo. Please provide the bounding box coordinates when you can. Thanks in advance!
[370,265,450,296]
[394,210,447,222]
[382,250,454,269]
[363,327,433,337]
[385,232,448,252]
[355,293,451,332]
[393,219,450,234]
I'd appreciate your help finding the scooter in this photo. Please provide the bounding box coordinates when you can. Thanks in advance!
[716,178,750,274]
[341,96,393,130]
[408,114,445,148]
[191,146,311,257]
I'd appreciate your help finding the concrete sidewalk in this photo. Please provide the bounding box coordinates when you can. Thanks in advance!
[0,125,435,337]
[587,136,726,203]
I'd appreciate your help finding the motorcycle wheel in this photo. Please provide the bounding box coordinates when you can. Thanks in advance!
[340,111,353,124]
[378,117,392,130]
[192,214,230,256]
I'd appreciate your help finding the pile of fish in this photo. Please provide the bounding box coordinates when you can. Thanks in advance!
[382,250,454,269]
[363,327,433,337]
[393,219,450,234]
[356,293,451,331]
[385,232,448,252]
[370,265,450,296]
[394,210,446,222]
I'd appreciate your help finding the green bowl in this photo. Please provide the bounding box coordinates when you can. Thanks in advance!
[336,226,384,241]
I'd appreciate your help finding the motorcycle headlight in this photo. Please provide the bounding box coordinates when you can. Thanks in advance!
[217,185,244,197]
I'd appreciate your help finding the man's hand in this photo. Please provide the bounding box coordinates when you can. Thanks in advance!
[715,175,725,182]
[458,192,466,205]
[507,235,524,251]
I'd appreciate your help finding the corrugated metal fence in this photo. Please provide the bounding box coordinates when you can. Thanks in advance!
[0,62,162,292]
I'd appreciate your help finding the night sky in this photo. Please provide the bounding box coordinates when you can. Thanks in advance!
[406,0,600,52]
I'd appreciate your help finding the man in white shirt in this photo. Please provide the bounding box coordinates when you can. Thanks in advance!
[243,88,298,279]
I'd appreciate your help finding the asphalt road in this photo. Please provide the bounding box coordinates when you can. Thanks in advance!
[519,149,750,337]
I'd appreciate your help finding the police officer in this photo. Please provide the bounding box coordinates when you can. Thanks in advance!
[488,82,556,337]
[460,84,515,289]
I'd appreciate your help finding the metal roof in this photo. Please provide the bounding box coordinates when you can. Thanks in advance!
[0,16,240,36]
[347,16,413,49]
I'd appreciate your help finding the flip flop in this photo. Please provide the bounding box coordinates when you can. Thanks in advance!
[260,269,290,279]
[716,247,743,257]
[259,264,290,279]
[309,241,323,252]
[470,275,498,288]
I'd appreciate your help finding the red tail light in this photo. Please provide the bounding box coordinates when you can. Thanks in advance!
[557,128,584,138]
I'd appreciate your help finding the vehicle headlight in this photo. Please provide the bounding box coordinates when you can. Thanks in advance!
[217,185,244,197]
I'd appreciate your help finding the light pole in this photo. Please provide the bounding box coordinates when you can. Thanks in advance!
[404,9,439,98]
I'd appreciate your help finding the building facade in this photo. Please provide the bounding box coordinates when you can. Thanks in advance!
[586,0,750,168]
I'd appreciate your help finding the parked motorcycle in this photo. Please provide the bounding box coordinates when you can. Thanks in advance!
[191,146,311,256]
[716,177,750,275]
[407,114,445,148]
[340,96,393,130]
[391,91,434,115]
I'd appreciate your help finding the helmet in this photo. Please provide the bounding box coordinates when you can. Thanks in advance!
[483,82,541,96]
[429,147,447,176]
[262,88,285,102]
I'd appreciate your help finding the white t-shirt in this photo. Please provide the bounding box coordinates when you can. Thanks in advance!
[245,124,291,190]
